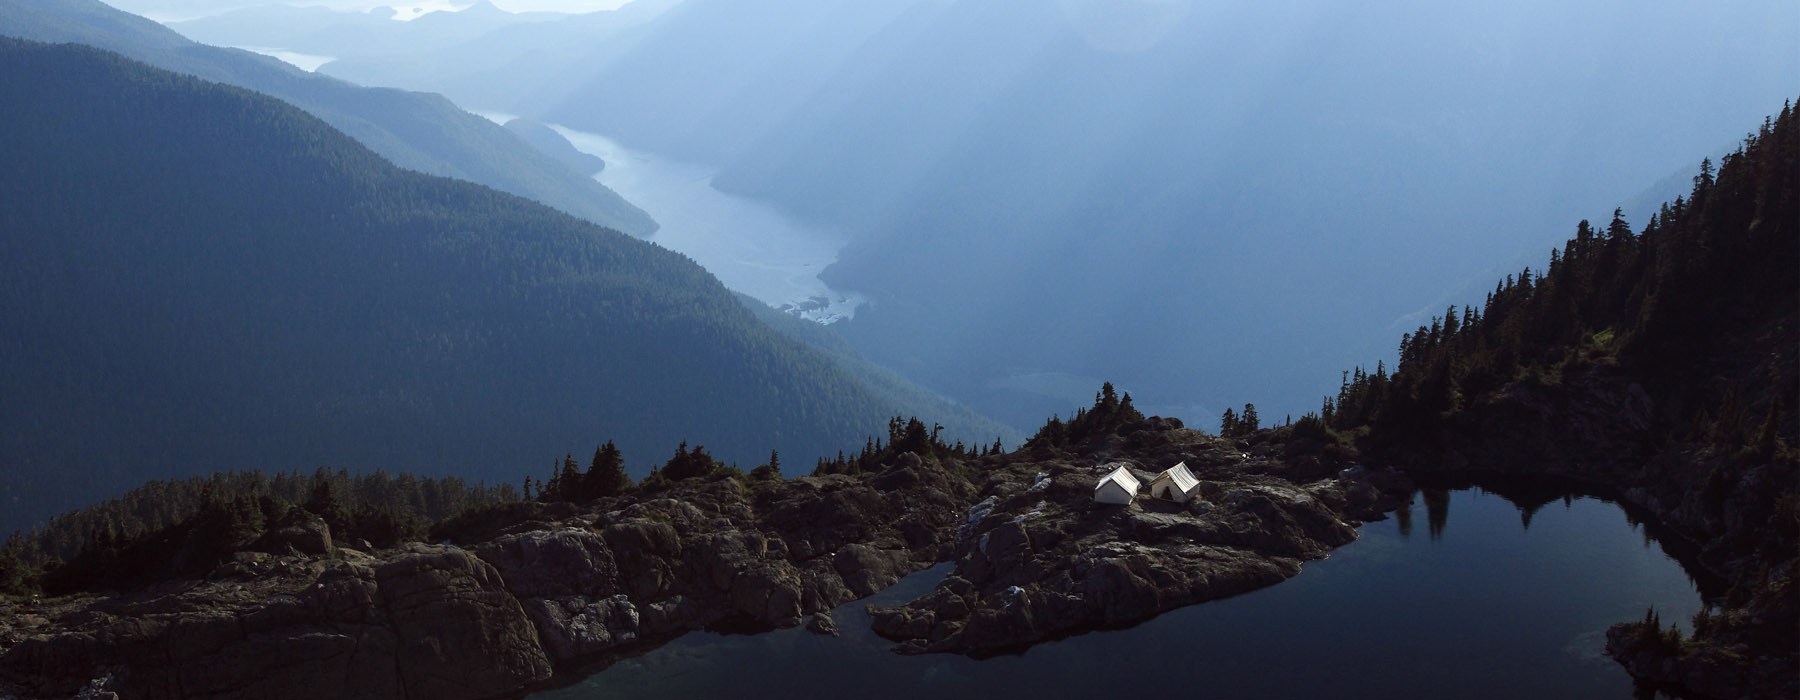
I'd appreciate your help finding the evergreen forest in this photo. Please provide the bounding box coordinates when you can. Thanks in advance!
[0,38,979,534]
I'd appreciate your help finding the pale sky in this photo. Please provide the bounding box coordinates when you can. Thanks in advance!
[487,0,634,11]
[109,0,639,22]
[331,0,638,14]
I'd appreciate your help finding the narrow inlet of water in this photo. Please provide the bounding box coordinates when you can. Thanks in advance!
[549,127,867,324]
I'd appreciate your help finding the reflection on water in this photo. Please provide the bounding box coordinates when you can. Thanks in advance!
[531,486,1704,700]
[1423,487,1450,540]
[547,126,867,325]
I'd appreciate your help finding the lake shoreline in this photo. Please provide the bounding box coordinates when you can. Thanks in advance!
[0,413,1714,700]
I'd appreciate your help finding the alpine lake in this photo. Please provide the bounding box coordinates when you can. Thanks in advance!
[528,478,1709,700]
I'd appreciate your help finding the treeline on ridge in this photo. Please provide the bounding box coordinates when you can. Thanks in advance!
[0,412,1011,598]
[1319,100,1796,462]
[0,468,517,596]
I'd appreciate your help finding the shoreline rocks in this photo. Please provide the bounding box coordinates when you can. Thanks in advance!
[0,453,977,699]
[12,418,1750,699]
[867,429,1408,655]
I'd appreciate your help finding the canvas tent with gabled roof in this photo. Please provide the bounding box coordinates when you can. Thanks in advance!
[1149,461,1200,503]
[1094,464,1141,505]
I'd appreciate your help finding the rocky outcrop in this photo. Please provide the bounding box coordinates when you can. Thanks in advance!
[1603,621,1797,700]
[0,544,549,700]
[0,452,980,698]
[870,428,1410,655]
[252,519,332,557]
[0,429,1415,698]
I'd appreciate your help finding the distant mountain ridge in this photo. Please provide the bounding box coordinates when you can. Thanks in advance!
[0,0,657,237]
[0,37,994,534]
[462,0,1796,428]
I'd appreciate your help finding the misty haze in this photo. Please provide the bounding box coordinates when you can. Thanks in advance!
[0,1,1793,699]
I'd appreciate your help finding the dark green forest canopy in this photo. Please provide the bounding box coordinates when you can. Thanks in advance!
[1309,99,1800,674]
[1323,99,1797,457]
[0,467,518,596]
[0,38,928,533]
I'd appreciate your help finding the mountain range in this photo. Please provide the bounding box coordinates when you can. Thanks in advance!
[0,37,1005,534]
[0,0,657,237]
[292,0,1798,428]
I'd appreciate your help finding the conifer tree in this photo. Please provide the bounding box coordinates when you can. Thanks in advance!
[750,449,783,482]
[584,440,629,498]
[557,454,582,502]
[1119,392,1142,422]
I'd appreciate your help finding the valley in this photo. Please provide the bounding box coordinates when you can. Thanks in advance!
[0,2,1792,699]
[549,124,868,324]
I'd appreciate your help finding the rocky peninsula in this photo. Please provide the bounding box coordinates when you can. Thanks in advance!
[0,417,1411,699]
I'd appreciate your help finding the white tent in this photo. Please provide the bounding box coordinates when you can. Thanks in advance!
[1094,465,1141,505]
[1150,461,1200,503]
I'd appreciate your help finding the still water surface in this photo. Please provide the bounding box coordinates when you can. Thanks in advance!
[530,488,1700,700]
[551,127,867,324]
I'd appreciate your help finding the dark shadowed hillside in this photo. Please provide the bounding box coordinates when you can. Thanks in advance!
[0,38,956,534]
[0,0,656,236]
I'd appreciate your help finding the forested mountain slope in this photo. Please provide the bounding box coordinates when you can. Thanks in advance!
[1325,101,1798,699]
[0,0,656,236]
[0,39,917,533]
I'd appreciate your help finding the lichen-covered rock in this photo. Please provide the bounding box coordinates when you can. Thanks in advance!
[521,594,638,661]
[804,612,838,636]
[376,545,553,700]
[477,528,618,599]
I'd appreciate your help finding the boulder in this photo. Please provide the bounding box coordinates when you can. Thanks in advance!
[520,594,638,661]
[804,612,838,636]
[477,528,619,599]
[255,519,332,556]
[375,545,553,699]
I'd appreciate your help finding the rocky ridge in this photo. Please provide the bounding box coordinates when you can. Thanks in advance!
[0,451,972,698]
[868,419,1408,654]
[0,420,1414,699]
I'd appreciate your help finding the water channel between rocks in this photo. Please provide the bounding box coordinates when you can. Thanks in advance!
[529,488,1702,700]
